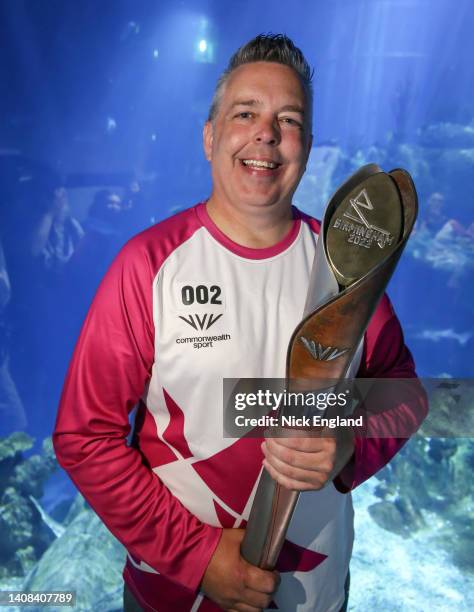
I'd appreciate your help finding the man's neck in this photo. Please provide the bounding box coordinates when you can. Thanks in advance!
[205,197,294,249]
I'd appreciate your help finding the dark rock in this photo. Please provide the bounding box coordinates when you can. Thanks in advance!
[23,509,125,612]
[10,438,58,498]
[374,483,391,500]
[0,487,34,559]
[0,435,59,580]
[14,546,36,575]
[451,540,474,572]
[428,439,458,463]
[372,436,474,574]
[394,496,425,531]
[368,500,410,537]
[0,432,34,496]
[0,432,33,461]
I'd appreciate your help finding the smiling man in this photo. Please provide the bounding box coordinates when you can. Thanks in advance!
[54,34,424,612]
[203,59,312,248]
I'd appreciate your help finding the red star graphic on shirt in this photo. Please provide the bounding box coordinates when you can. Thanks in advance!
[138,390,328,609]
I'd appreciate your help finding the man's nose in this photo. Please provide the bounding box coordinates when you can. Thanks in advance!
[254,117,281,145]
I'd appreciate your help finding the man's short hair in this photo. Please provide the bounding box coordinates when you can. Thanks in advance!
[207,33,314,126]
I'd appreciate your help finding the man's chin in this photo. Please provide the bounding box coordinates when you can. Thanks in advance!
[239,194,292,212]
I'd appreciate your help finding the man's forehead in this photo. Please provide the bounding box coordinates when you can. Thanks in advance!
[221,62,308,108]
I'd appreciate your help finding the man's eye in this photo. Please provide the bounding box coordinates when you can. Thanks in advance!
[280,117,302,127]
[235,112,252,119]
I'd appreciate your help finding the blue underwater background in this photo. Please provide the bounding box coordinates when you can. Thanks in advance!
[0,0,473,610]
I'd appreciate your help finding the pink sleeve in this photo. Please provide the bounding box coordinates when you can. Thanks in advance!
[334,294,428,493]
[53,238,221,592]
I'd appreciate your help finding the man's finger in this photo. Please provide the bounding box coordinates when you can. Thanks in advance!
[244,566,280,594]
[263,458,322,491]
[263,439,334,471]
[263,443,332,482]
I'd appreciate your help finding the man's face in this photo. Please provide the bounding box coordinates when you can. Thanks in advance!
[203,61,313,214]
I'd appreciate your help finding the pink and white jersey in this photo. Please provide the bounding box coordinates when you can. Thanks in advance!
[54,203,426,612]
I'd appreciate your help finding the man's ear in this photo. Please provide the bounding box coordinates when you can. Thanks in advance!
[203,121,213,162]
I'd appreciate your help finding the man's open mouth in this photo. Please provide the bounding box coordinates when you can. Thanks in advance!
[241,159,281,170]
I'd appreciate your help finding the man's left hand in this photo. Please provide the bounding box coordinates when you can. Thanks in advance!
[261,427,355,491]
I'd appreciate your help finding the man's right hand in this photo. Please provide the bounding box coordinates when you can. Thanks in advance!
[201,528,280,611]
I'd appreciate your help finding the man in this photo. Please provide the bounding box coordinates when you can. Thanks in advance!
[54,34,427,611]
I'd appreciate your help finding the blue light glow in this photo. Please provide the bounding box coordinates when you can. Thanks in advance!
[106,117,117,133]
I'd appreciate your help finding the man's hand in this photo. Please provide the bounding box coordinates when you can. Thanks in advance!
[201,528,280,611]
[261,427,355,491]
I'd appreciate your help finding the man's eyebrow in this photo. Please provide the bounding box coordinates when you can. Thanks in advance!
[230,99,260,110]
[229,100,305,115]
[279,104,305,115]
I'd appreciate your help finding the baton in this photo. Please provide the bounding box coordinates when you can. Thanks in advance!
[241,164,418,568]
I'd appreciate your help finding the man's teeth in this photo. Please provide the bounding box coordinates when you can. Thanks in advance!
[242,159,278,169]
